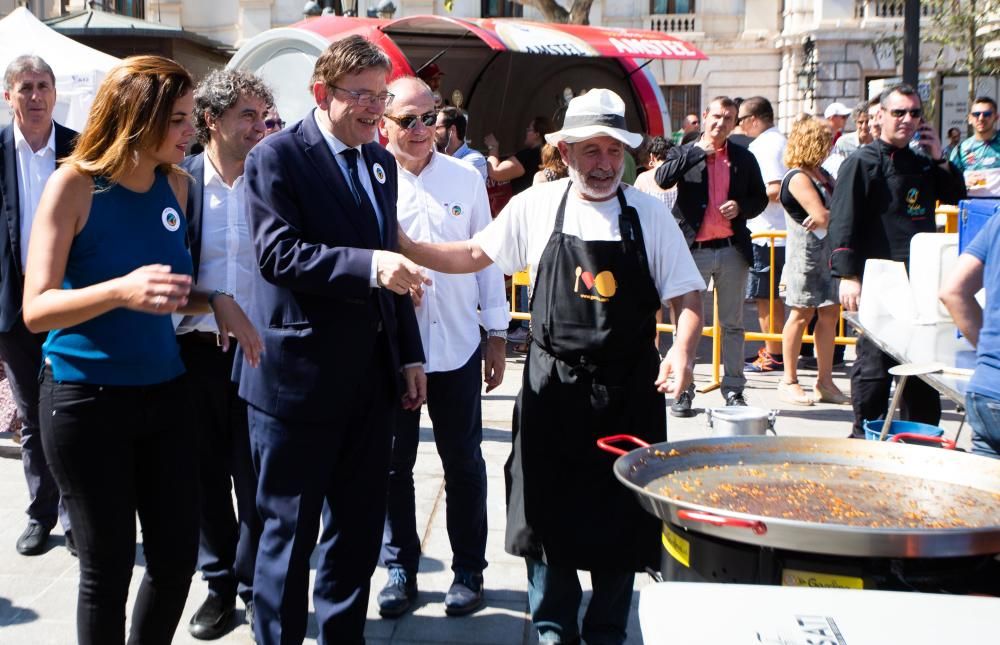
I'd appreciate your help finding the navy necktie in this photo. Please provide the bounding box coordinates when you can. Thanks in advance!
[341,148,383,245]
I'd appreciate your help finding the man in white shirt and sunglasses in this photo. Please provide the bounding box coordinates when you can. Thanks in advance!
[376,75,509,619]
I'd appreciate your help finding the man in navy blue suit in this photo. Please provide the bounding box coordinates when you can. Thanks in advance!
[0,55,75,557]
[239,35,429,645]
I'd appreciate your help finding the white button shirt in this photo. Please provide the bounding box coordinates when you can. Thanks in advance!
[312,109,384,286]
[397,152,510,374]
[13,122,56,269]
[177,157,254,334]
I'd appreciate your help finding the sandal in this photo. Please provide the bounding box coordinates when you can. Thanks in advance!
[778,380,814,406]
[813,383,850,404]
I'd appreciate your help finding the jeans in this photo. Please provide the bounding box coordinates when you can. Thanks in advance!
[692,245,749,395]
[381,348,488,575]
[966,391,1000,458]
[525,558,634,645]
[39,368,198,645]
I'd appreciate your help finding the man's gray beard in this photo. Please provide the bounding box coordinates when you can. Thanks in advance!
[567,163,625,200]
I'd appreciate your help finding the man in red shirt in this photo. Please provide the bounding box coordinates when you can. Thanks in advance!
[656,95,768,415]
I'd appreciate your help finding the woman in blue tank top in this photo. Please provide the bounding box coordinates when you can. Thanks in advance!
[22,56,261,645]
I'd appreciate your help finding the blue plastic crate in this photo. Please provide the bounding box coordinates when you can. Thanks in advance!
[958,198,1000,253]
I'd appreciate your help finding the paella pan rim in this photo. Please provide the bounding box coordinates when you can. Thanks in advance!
[611,435,1000,558]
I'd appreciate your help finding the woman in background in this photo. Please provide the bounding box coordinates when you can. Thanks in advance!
[22,55,260,644]
[777,115,849,406]
[633,136,677,210]
[532,143,568,185]
[484,116,555,195]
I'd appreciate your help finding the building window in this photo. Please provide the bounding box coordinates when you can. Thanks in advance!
[662,85,700,134]
[93,0,146,19]
[482,0,522,18]
[651,0,694,14]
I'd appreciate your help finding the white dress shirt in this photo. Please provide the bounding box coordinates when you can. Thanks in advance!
[312,109,384,287]
[13,121,56,268]
[176,157,255,334]
[397,152,510,373]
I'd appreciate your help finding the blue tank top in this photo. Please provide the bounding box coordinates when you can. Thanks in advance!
[43,171,193,385]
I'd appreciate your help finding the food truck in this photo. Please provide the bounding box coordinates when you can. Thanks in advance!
[228,14,706,160]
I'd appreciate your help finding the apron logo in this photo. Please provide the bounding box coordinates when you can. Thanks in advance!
[161,207,180,232]
[573,266,617,302]
[372,162,387,184]
[905,187,925,217]
[450,203,463,217]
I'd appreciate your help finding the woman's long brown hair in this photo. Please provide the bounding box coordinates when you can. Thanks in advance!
[65,55,193,184]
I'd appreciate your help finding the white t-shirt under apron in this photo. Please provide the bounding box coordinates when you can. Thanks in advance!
[474,178,706,305]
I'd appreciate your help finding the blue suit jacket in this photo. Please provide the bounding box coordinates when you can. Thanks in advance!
[238,113,424,423]
[179,153,205,278]
[0,122,76,333]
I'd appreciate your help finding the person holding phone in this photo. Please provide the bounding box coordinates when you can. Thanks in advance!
[828,83,966,438]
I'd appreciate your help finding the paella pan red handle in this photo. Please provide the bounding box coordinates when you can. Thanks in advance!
[596,435,650,456]
[677,509,768,535]
[888,433,956,450]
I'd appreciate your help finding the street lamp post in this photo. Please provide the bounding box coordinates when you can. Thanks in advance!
[903,0,920,87]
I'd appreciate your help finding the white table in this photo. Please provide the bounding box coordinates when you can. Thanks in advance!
[639,581,999,644]
[842,311,975,406]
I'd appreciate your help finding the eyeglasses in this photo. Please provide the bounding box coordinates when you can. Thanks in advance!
[264,118,284,130]
[383,112,437,130]
[887,108,922,119]
[330,85,394,107]
[737,114,753,124]
[971,110,995,119]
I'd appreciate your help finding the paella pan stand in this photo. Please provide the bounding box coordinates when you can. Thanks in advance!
[597,435,1000,595]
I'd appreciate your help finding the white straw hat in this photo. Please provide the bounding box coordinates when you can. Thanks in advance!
[545,88,643,149]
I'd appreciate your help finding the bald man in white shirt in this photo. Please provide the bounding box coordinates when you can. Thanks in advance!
[376,76,509,619]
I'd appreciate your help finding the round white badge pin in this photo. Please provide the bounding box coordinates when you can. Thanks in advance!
[372,163,387,184]
[161,207,181,232]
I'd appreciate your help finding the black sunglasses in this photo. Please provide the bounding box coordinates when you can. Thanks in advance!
[264,118,284,130]
[971,110,995,119]
[383,112,437,130]
[888,108,922,119]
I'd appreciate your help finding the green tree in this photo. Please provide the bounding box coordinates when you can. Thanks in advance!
[928,0,1000,128]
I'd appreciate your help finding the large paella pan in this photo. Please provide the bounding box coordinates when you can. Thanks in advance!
[599,435,1000,558]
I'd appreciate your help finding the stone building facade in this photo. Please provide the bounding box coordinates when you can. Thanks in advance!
[1,0,983,133]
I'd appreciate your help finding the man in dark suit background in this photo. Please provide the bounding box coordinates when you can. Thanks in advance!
[0,54,76,557]
[178,69,272,641]
[656,95,768,414]
[239,35,429,645]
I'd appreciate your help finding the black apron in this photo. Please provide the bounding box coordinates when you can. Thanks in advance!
[504,184,665,572]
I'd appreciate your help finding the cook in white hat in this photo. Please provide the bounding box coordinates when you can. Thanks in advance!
[542,88,645,199]
[397,87,705,645]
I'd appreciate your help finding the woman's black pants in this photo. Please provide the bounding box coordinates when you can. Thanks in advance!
[40,368,198,645]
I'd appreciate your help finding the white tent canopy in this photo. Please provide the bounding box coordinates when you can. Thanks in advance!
[0,7,120,131]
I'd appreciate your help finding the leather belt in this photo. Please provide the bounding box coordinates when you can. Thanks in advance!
[693,237,734,250]
[179,331,223,347]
